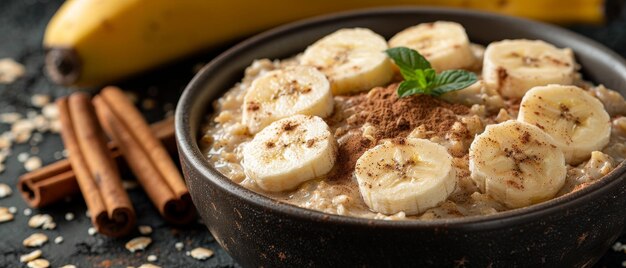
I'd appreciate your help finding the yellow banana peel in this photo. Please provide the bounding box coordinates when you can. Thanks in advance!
[43,0,606,87]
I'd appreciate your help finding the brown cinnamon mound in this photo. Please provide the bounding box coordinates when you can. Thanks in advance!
[352,83,469,139]
[330,83,469,182]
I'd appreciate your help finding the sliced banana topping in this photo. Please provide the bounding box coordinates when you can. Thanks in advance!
[355,138,456,215]
[300,28,393,95]
[389,21,476,72]
[483,39,576,99]
[469,120,566,208]
[242,115,337,192]
[518,85,611,164]
[242,66,334,134]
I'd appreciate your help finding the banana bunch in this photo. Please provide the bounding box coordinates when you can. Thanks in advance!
[43,0,608,87]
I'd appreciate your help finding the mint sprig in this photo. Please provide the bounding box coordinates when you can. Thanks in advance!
[385,47,477,98]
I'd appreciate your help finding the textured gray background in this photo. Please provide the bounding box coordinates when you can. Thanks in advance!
[0,0,625,267]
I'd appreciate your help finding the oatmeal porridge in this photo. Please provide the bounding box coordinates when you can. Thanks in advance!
[200,21,626,220]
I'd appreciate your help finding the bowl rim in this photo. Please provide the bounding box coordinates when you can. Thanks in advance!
[176,6,626,229]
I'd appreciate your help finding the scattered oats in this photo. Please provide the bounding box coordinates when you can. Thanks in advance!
[24,156,42,171]
[0,183,12,198]
[138,225,152,235]
[60,265,77,268]
[126,236,152,252]
[9,206,17,214]
[88,227,97,236]
[62,149,68,158]
[26,110,38,119]
[122,180,139,190]
[18,152,30,162]
[23,208,32,216]
[23,233,48,247]
[28,214,54,229]
[189,247,214,260]
[32,116,49,132]
[31,132,44,143]
[54,236,64,244]
[41,104,59,119]
[43,222,56,231]
[0,207,14,222]
[0,58,25,83]
[65,212,74,221]
[138,264,161,268]
[49,120,61,133]
[175,242,184,251]
[0,112,22,123]
[27,258,50,268]
[12,120,35,143]
[147,255,158,262]
[85,210,91,217]
[142,99,156,110]
[0,135,11,149]
[31,95,51,108]
[20,249,42,262]
[0,163,5,174]
[53,151,63,160]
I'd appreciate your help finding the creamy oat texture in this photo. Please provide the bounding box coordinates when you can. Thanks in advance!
[200,49,626,221]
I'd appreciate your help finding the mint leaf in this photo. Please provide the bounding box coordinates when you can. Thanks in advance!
[397,80,425,98]
[385,47,431,79]
[384,46,477,98]
[431,70,477,96]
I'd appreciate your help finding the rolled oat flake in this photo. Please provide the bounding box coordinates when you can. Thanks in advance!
[19,249,42,263]
[189,247,214,260]
[28,214,54,229]
[0,207,14,223]
[0,183,11,198]
[27,258,50,268]
[126,236,152,252]
[23,233,48,247]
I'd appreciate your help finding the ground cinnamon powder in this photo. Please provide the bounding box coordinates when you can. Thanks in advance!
[330,83,469,182]
[354,83,469,139]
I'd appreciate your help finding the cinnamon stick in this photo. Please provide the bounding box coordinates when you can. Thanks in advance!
[94,86,195,225]
[18,117,175,208]
[58,93,135,237]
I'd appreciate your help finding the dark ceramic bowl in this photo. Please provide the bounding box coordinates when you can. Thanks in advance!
[176,7,626,267]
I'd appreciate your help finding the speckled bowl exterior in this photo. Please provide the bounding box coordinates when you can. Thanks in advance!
[176,8,626,267]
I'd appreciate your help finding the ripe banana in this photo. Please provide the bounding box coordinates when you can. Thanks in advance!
[300,28,394,95]
[389,21,476,72]
[242,115,337,192]
[44,0,606,87]
[518,85,611,165]
[242,66,334,134]
[482,39,576,99]
[469,120,566,208]
[354,138,456,215]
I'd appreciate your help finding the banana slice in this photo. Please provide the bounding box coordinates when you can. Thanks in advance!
[518,85,611,164]
[469,120,566,208]
[354,138,456,215]
[242,66,334,134]
[242,115,337,192]
[483,39,576,99]
[300,28,393,95]
[388,21,476,72]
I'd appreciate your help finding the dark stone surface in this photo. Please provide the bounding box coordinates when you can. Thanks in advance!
[0,0,625,267]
